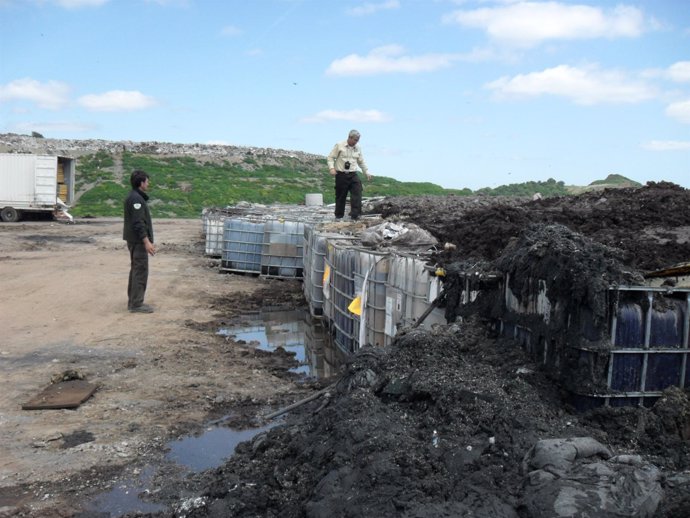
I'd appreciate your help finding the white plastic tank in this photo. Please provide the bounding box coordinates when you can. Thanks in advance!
[261,219,305,278]
[305,193,324,206]
[221,218,265,273]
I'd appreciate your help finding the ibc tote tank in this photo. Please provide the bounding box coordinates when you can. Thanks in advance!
[324,239,357,354]
[261,219,305,278]
[221,218,265,273]
[353,248,389,348]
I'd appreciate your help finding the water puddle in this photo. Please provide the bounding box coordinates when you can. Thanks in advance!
[84,309,345,516]
[85,419,277,517]
[166,420,275,471]
[85,466,164,516]
[218,309,347,379]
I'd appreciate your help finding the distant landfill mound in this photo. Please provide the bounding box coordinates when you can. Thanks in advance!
[0,133,323,164]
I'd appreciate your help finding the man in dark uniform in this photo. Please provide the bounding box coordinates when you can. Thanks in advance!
[123,170,155,313]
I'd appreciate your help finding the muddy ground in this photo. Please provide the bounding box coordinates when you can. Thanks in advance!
[129,184,688,517]
[3,183,690,517]
[0,219,314,517]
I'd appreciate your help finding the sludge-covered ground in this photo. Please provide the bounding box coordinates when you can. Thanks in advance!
[130,183,690,517]
[374,181,690,272]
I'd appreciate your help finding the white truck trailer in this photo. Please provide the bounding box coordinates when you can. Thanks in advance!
[0,153,76,222]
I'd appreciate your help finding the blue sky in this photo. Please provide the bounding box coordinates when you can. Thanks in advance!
[1,0,688,190]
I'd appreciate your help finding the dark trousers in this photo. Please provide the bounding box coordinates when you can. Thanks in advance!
[334,172,363,219]
[127,242,149,308]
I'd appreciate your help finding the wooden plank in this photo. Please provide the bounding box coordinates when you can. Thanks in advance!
[22,380,97,410]
[645,262,690,278]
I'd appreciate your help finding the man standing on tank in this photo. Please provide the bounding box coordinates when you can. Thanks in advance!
[123,170,155,313]
[327,129,373,220]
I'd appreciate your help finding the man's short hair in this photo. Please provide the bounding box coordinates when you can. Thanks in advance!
[348,129,360,139]
[130,170,149,189]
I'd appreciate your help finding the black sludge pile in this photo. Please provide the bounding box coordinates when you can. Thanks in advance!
[138,184,690,518]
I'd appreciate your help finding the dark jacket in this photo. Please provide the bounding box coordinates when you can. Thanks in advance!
[123,189,154,244]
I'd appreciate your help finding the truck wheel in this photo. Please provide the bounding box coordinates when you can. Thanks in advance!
[1,207,20,222]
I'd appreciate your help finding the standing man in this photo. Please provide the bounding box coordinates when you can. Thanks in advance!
[123,170,155,313]
[327,129,373,220]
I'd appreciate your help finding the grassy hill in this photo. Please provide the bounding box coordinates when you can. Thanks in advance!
[72,152,643,218]
[0,134,643,218]
[72,150,472,218]
[566,174,642,195]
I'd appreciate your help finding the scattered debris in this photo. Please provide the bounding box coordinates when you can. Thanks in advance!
[22,379,96,410]
[50,369,85,384]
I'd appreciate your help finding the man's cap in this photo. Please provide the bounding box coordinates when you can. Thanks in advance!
[348,129,360,139]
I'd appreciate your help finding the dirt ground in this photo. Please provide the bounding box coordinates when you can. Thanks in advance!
[0,218,314,516]
[3,183,690,517]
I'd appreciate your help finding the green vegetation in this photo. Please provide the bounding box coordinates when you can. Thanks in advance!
[589,174,642,187]
[71,151,474,218]
[75,150,115,185]
[69,150,638,218]
[74,181,128,216]
[476,178,569,197]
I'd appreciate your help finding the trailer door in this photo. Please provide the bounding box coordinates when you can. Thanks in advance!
[35,155,57,204]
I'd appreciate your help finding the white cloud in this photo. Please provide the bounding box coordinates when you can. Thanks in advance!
[143,0,189,6]
[443,2,646,48]
[0,78,70,109]
[668,61,690,83]
[643,61,690,83]
[642,140,690,151]
[301,109,390,124]
[220,25,242,37]
[50,0,109,7]
[666,100,690,123]
[77,90,157,111]
[486,64,656,105]
[327,45,458,76]
[347,0,400,16]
